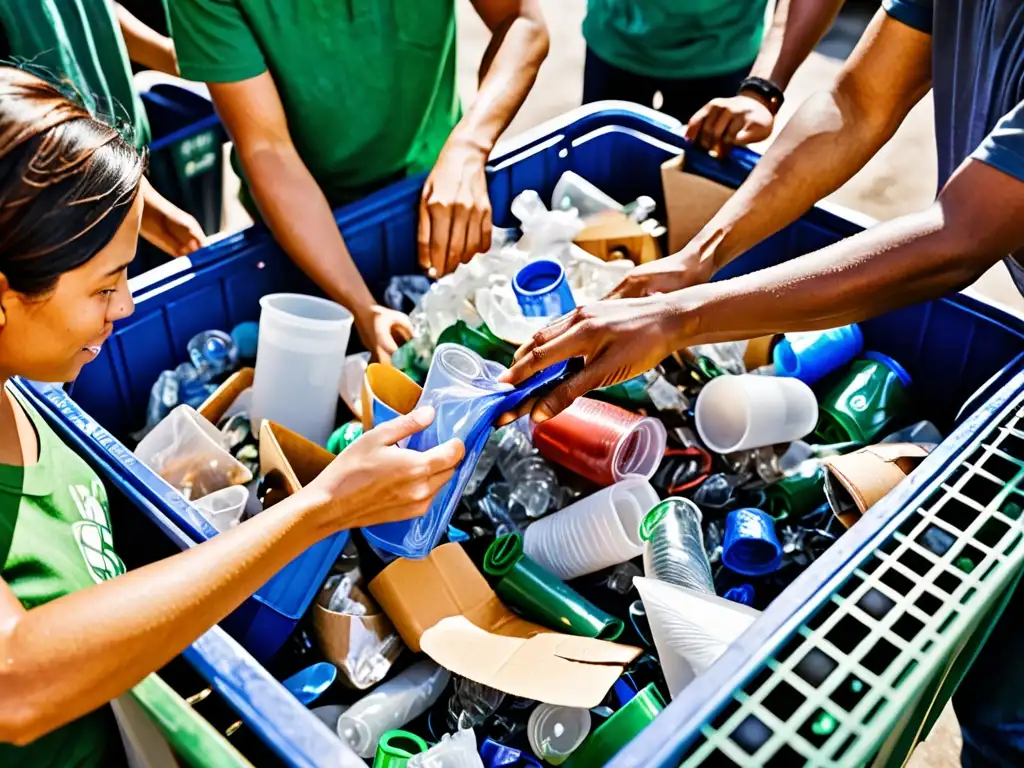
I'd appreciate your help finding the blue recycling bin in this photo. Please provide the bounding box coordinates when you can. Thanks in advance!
[17,102,1024,766]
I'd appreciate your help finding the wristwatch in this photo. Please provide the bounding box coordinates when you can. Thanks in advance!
[738,77,785,114]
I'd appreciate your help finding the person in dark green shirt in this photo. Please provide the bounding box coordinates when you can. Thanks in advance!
[166,0,550,363]
[583,0,842,156]
[0,67,462,765]
[0,0,207,258]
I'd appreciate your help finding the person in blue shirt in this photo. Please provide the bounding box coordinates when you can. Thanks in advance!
[501,3,1024,763]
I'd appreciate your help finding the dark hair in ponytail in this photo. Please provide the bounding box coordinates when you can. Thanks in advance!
[0,66,144,295]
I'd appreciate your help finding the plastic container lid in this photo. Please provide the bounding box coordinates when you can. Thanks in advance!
[862,350,913,387]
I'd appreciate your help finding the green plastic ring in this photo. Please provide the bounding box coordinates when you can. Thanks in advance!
[373,730,429,768]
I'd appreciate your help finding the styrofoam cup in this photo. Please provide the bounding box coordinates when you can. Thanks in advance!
[695,374,818,454]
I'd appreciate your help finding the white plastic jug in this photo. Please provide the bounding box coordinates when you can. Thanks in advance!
[250,294,353,446]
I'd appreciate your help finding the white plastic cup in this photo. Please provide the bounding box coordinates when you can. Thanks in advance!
[523,477,659,581]
[193,485,249,532]
[251,294,353,446]
[694,374,818,454]
[527,704,591,765]
[634,577,760,700]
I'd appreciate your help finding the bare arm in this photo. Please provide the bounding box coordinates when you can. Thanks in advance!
[502,159,1024,419]
[616,9,933,297]
[114,3,178,75]
[686,0,846,154]
[418,0,549,277]
[208,74,411,362]
[0,410,462,744]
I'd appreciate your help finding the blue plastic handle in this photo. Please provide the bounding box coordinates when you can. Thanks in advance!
[362,344,567,558]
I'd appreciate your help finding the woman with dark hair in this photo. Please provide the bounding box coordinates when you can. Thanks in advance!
[0,66,464,766]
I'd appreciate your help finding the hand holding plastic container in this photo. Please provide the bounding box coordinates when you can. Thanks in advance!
[337,660,450,758]
[362,344,566,558]
[250,293,353,446]
[695,374,818,454]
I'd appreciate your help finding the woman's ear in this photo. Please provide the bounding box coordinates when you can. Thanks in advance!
[0,273,9,329]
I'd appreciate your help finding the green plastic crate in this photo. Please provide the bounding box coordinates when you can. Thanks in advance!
[683,391,1024,767]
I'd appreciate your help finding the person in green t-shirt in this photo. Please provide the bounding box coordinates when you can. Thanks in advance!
[166,0,550,363]
[582,0,843,156]
[0,66,462,766]
[0,0,207,258]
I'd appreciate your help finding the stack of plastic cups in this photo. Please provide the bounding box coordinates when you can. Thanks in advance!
[772,324,863,386]
[523,478,660,580]
[533,398,667,487]
[513,259,577,318]
[527,705,591,765]
[695,374,819,454]
[639,498,715,595]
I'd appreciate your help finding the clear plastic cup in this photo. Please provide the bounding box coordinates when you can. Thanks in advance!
[694,374,818,454]
[193,485,249,532]
[250,293,353,446]
[634,576,760,700]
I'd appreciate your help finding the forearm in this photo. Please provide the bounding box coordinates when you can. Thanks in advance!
[114,3,177,75]
[684,84,904,275]
[454,11,549,154]
[749,0,844,89]
[671,205,995,347]
[0,491,330,743]
[243,146,376,312]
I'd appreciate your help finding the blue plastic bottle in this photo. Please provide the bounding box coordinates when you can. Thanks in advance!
[512,259,576,318]
[772,324,864,385]
[187,329,239,382]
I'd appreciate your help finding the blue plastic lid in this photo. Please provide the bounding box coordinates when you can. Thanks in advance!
[862,350,912,388]
[513,259,565,294]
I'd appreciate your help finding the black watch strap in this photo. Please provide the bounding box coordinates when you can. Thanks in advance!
[738,76,784,114]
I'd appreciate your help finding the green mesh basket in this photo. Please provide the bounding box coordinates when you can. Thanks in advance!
[682,395,1024,767]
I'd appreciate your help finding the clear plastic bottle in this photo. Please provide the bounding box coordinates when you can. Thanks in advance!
[187,329,238,383]
[641,498,716,595]
[446,678,505,731]
[174,362,216,409]
[337,661,450,758]
[143,369,180,431]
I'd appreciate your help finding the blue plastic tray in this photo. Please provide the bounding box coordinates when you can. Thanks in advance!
[19,102,1024,765]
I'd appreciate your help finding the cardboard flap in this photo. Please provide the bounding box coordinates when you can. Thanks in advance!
[258,420,334,495]
[743,336,782,371]
[661,153,735,254]
[573,214,657,265]
[368,543,543,652]
[824,443,932,526]
[361,363,422,431]
[199,367,254,424]
[420,616,642,708]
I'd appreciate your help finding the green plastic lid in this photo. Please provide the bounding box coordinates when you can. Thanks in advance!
[373,730,429,768]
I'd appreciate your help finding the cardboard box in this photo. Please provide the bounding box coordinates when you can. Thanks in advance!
[312,581,403,690]
[368,543,641,708]
[573,213,660,265]
[660,153,735,254]
[360,363,422,432]
[824,443,933,528]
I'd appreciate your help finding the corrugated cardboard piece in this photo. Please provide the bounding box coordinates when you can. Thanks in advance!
[743,335,783,371]
[199,367,254,424]
[368,543,641,708]
[360,363,422,431]
[660,153,735,254]
[259,420,334,497]
[824,443,932,528]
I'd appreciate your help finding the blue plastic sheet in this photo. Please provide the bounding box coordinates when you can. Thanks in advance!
[362,344,566,558]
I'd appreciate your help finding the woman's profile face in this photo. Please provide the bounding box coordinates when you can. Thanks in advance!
[0,193,141,383]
